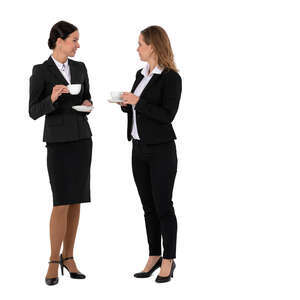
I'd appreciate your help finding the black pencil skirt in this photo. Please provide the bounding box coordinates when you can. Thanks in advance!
[46,138,92,206]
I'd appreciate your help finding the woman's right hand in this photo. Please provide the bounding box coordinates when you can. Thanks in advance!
[51,85,69,103]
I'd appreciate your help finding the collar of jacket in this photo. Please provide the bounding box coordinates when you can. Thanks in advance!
[44,56,81,85]
[132,68,167,95]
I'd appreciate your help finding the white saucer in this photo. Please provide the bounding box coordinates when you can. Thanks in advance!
[72,105,94,112]
[107,98,124,103]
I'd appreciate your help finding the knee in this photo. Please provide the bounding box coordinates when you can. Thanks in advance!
[157,206,175,220]
[69,203,80,212]
[53,205,69,216]
[142,202,158,218]
[143,206,156,217]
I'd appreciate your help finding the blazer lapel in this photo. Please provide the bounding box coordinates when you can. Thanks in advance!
[131,72,144,93]
[130,70,163,94]
[140,73,162,97]
[131,68,166,98]
[68,59,81,84]
[139,73,161,98]
[46,56,69,85]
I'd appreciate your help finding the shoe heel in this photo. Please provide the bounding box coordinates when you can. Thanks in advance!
[171,263,176,278]
[60,254,86,279]
[59,254,64,276]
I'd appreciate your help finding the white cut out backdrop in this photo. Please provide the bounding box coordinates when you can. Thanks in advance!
[0,0,299,299]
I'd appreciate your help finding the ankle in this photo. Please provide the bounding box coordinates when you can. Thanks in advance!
[61,252,73,259]
[149,255,161,260]
[162,258,173,264]
[49,256,60,261]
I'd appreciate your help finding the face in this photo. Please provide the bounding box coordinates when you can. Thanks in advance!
[56,30,80,57]
[137,34,155,62]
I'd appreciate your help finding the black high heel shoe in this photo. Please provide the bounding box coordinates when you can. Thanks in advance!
[134,257,162,278]
[45,260,60,286]
[155,260,176,283]
[60,254,86,279]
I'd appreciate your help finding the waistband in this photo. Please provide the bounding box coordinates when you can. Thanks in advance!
[132,138,143,144]
[132,138,175,146]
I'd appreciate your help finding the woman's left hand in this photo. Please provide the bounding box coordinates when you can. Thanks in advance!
[82,100,93,106]
[122,92,139,105]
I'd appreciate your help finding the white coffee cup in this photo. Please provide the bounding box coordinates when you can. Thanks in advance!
[68,84,81,95]
[111,91,123,101]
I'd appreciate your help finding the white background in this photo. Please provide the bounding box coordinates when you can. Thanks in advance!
[0,0,299,299]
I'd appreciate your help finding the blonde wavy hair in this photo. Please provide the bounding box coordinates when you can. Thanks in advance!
[141,25,178,72]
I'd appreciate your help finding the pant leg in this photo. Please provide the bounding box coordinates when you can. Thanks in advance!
[132,142,162,256]
[149,141,178,259]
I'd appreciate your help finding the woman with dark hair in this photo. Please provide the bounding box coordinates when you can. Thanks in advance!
[119,25,182,283]
[29,21,93,286]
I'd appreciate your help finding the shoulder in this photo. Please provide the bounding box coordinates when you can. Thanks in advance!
[69,59,87,71]
[31,62,47,75]
[162,69,181,81]
[69,58,84,66]
[162,69,182,87]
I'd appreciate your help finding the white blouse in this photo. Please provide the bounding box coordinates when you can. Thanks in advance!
[51,56,71,84]
[131,64,163,140]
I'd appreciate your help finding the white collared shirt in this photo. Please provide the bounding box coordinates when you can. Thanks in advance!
[131,64,163,140]
[51,56,71,84]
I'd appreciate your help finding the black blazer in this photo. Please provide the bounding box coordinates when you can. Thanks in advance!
[121,68,182,144]
[29,56,92,143]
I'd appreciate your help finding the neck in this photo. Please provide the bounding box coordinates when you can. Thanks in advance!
[52,51,68,64]
[147,57,158,74]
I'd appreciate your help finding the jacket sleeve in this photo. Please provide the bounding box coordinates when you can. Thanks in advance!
[134,71,182,124]
[82,62,92,103]
[29,65,56,120]
[120,69,141,114]
[81,62,93,115]
[121,105,131,113]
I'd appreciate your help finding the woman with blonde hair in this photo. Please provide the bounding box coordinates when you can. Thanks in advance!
[119,25,182,283]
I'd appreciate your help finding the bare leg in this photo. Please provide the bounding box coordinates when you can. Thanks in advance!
[158,259,173,276]
[46,205,70,279]
[61,204,81,273]
[142,256,161,272]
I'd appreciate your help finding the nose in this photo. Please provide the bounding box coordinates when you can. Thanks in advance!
[77,43,80,48]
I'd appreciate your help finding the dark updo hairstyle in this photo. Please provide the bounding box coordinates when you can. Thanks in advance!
[48,21,78,50]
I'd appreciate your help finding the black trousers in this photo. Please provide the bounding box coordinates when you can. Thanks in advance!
[132,139,178,259]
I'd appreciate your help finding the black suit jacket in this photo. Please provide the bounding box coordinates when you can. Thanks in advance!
[29,56,93,143]
[121,68,182,144]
